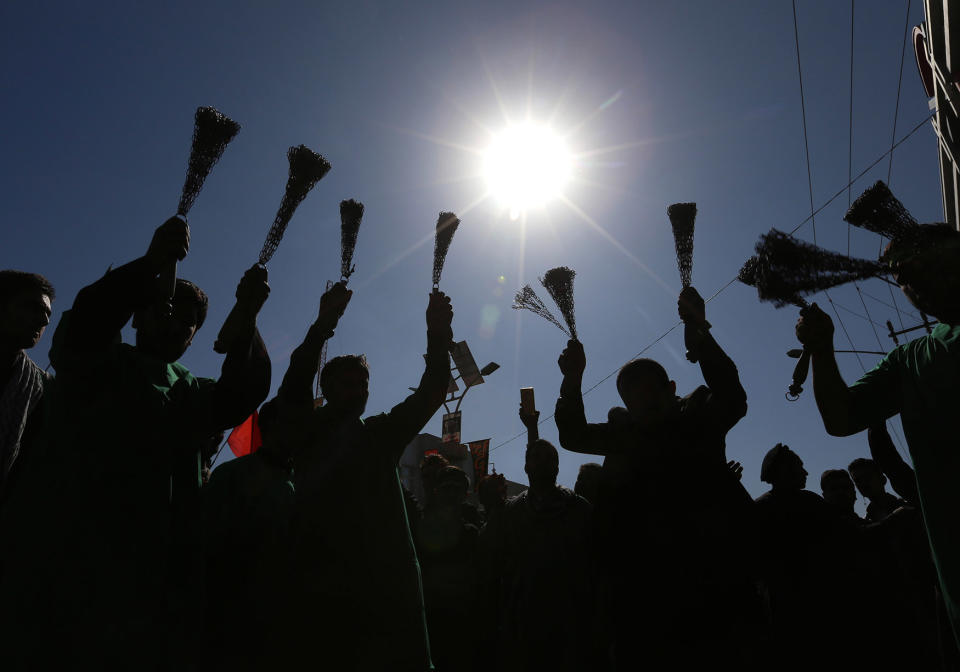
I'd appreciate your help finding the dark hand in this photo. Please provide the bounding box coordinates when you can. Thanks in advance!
[426,291,454,346]
[727,460,744,481]
[235,264,270,314]
[478,473,507,510]
[795,302,834,354]
[315,281,352,334]
[518,406,540,429]
[678,286,706,326]
[147,216,190,269]
[558,339,586,378]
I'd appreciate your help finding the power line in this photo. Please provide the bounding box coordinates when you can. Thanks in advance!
[490,120,931,454]
[788,113,932,238]
[793,0,818,244]
[848,0,855,255]
[887,0,914,185]
[859,287,919,320]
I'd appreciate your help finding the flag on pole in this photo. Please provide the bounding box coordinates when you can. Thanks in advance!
[227,410,262,457]
[468,439,490,491]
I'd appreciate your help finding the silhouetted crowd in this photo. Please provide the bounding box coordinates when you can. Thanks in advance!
[1,215,959,672]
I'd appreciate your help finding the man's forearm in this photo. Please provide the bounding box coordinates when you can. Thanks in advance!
[72,256,160,346]
[279,322,330,404]
[696,331,747,403]
[559,372,582,402]
[211,328,271,430]
[810,349,857,436]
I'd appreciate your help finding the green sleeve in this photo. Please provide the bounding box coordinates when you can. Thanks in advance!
[848,348,903,428]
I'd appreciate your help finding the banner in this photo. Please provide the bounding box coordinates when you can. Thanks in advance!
[441,411,461,444]
[468,438,490,490]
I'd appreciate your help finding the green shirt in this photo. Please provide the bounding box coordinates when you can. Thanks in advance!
[849,322,960,642]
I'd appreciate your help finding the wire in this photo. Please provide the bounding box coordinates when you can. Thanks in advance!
[793,0,817,244]
[848,0,855,254]
[489,120,932,454]
[887,0,914,185]
[854,284,888,350]
[788,113,932,238]
[825,291,867,372]
[858,287,919,320]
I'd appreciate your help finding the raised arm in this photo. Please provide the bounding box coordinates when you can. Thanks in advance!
[63,217,189,356]
[795,303,863,436]
[370,292,454,461]
[278,282,352,407]
[554,340,619,457]
[206,265,273,431]
[679,286,747,429]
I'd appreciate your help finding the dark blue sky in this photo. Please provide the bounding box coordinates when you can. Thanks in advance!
[1,1,940,510]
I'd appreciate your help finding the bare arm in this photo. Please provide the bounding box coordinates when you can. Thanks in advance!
[554,340,620,457]
[65,217,189,355]
[679,287,747,429]
[797,303,863,437]
[278,282,352,407]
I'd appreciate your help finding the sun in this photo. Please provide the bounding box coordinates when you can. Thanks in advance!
[482,122,573,218]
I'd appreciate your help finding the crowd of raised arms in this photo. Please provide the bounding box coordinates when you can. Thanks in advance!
[0,210,959,672]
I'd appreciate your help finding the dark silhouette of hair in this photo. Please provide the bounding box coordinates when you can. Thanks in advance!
[616,358,669,396]
[526,438,559,466]
[760,443,791,484]
[173,278,208,330]
[0,270,55,307]
[820,469,851,490]
[319,354,369,397]
[847,457,880,475]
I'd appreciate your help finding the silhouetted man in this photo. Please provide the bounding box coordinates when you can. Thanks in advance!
[0,217,271,669]
[573,462,602,504]
[796,224,960,645]
[848,457,906,523]
[755,444,861,670]
[820,468,862,525]
[554,287,752,669]
[416,465,481,672]
[0,270,53,496]
[284,286,453,672]
[480,437,594,672]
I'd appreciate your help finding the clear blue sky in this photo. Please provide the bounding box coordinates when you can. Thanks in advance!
[1,1,940,513]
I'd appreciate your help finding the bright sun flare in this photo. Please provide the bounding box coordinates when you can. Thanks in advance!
[483,123,573,218]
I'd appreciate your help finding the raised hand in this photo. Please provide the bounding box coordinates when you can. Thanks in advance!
[795,303,834,354]
[426,291,454,347]
[558,339,586,378]
[146,216,190,270]
[315,281,352,335]
[518,406,540,429]
[677,285,706,326]
[235,264,270,316]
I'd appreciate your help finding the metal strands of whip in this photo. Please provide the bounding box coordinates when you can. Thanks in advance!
[668,202,697,288]
[540,266,577,341]
[432,211,460,289]
[339,199,364,282]
[512,285,569,337]
[177,107,241,218]
[259,145,332,265]
[161,106,241,307]
[844,180,919,245]
[214,145,331,354]
[749,229,887,308]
